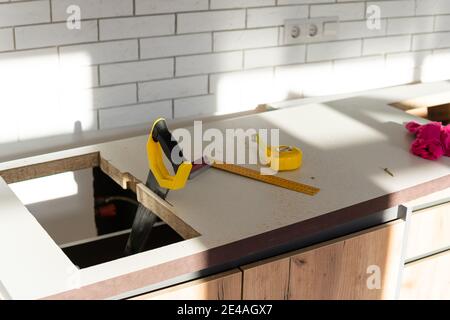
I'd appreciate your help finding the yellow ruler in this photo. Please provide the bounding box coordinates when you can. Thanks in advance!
[211,162,320,196]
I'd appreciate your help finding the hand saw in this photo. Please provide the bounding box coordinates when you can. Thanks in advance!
[125,118,318,255]
[125,118,209,255]
[124,118,193,255]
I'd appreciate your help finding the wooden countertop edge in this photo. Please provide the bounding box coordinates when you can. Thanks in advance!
[42,173,450,300]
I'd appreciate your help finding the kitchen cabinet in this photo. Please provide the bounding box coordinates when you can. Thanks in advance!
[406,201,450,261]
[400,250,450,300]
[241,220,406,300]
[130,269,242,300]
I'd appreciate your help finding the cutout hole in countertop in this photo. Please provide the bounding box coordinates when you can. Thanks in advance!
[3,154,194,269]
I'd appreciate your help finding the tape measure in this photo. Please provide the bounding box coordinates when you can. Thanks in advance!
[212,162,320,196]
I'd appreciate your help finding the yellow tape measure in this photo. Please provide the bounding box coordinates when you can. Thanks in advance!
[212,162,320,196]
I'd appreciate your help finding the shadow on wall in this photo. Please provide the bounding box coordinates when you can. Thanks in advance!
[213,35,450,114]
[0,33,449,145]
[211,57,392,114]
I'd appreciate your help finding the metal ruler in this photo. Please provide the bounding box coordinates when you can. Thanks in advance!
[211,162,320,196]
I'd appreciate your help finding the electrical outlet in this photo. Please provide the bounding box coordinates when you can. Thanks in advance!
[284,17,338,44]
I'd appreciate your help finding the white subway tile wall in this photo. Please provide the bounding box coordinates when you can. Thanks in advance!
[0,0,448,141]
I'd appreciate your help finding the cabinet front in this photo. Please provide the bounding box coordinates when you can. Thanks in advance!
[242,220,406,300]
[131,269,242,300]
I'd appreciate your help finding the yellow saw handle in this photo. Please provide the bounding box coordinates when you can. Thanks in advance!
[147,118,192,190]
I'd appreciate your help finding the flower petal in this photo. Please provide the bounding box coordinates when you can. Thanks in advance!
[416,122,443,141]
[405,121,422,134]
[410,138,444,160]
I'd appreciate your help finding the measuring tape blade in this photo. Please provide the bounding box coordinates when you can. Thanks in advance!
[211,162,320,196]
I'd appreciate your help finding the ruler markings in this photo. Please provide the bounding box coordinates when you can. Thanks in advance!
[211,162,320,196]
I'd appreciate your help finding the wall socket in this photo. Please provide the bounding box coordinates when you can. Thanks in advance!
[284,17,338,44]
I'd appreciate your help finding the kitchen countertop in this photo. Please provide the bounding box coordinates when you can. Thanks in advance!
[1,81,449,299]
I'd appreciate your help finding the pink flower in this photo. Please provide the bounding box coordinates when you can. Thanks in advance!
[410,138,444,161]
[405,121,422,134]
[416,122,443,141]
[441,125,450,157]
[405,121,450,160]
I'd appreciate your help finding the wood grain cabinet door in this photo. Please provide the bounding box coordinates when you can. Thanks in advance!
[242,220,406,300]
[130,269,242,300]
[406,202,450,261]
[400,250,450,300]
